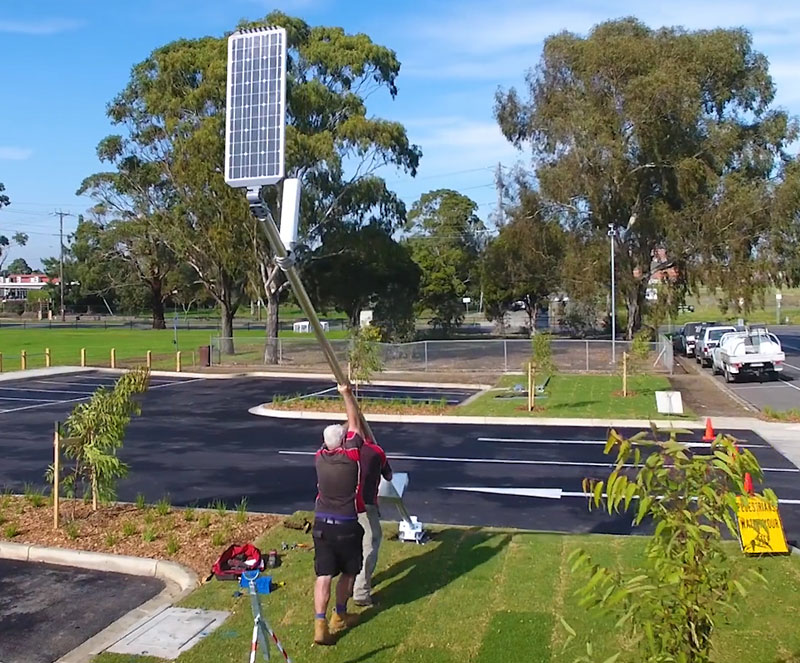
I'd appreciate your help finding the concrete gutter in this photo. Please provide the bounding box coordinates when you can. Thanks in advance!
[0,541,198,663]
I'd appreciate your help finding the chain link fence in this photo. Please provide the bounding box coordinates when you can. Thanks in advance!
[210,336,673,374]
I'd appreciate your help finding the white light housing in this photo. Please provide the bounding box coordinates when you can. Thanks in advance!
[280,178,301,250]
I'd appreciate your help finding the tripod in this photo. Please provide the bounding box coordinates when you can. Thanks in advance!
[243,571,293,663]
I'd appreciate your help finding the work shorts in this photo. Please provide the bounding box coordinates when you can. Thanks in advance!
[312,519,364,578]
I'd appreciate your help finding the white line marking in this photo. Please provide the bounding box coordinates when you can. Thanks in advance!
[778,377,800,393]
[0,377,205,415]
[278,450,799,473]
[0,396,62,403]
[477,437,766,449]
[0,386,92,395]
[442,486,800,506]
[34,379,181,388]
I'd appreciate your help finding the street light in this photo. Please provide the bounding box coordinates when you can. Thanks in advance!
[608,223,617,364]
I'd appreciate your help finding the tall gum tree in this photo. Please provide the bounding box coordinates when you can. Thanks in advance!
[245,12,421,362]
[496,19,797,337]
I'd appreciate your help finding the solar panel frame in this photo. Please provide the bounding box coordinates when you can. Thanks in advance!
[224,26,287,189]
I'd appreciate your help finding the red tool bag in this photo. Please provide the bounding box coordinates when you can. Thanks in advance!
[211,543,265,580]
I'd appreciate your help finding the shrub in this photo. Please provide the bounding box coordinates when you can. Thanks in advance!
[142,525,157,542]
[211,530,226,546]
[166,535,180,555]
[348,325,383,395]
[3,522,20,538]
[211,499,227,517]
[236,498,248,524]
[105,532,117,547]
[183,507,196,522]
[135,492,147,510]
[23,483,46,508]
[156,495,171,516]
[65,521,79,540]
[122,521,137,537]
[565,429,768,662]
[198,513,211,529]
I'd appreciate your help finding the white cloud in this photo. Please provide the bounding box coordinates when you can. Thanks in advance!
[0,147,33,161]
[0,18,84,35]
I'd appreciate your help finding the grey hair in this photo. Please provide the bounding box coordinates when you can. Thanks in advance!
[322,424,347,450]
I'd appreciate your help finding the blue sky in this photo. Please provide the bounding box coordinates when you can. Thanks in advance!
[2,0,800,268]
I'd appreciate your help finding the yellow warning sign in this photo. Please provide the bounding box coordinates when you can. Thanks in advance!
[736,496,789,554]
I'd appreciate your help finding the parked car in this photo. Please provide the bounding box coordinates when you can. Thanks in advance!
[677,321,710,357]
[711,328,785,382]
[696,325,737,367]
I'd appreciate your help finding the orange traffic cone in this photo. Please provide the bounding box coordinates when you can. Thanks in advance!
[743,472,754,496]
[702,418,716,442]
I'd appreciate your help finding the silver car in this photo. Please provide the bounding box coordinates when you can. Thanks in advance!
[696,325,737,368]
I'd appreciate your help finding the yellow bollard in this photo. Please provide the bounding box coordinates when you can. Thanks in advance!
[21,350,27,371]
[45,347,51,368]
[146,350,152,369]
[176,351,182,373]
[110,348,116,369]
[80,348,86,367]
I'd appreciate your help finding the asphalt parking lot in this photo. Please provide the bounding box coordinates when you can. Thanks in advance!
[0,371,798,545]
[0,559,163,663]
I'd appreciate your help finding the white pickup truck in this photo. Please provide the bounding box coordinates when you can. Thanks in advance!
[711,328,785,383]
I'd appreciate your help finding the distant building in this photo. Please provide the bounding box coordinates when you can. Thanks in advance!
[0,273,59,302]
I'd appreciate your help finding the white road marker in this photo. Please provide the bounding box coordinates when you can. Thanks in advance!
[0,386,92,396]
[278,451,799,473]
[477,437,766,449]
[442,486,800,506]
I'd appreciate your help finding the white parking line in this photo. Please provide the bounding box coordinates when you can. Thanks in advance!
[0,377,205,415]
[477,437,767,449]
[0,396,62,402]
[0,386,92,396]
[278,450,798,473]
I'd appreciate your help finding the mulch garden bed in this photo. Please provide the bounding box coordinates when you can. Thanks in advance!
[270,397,451,416]
[0,494,281,578]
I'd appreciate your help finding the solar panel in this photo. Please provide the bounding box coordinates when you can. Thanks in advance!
[224,26,286,188]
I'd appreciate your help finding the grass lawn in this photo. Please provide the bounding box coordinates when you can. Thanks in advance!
[92,520,800,663]
[0,328,349,371]
[458,373,691,419]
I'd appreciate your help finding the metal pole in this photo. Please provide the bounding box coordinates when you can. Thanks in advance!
[248,190,374,440]
[609,224,617,365]
[52,210,73,323]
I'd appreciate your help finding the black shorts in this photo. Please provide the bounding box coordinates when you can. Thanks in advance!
[312,520,364,578]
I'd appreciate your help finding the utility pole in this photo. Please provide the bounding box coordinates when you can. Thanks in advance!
[608,224,617,365]
[495,162,505,227]
[52,211,73,322]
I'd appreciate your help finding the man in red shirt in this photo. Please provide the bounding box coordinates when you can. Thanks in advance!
[312,384,364,646]
[353,434,392,607]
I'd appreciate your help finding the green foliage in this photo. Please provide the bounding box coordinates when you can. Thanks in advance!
[122,521,137,537]
[235,498,248,525]
[761,406,800,422]
[105,532,117,547]
[531,331,556,376]
[348,324,383,390]
[496,19,799,338]
[65,520,80,540]
[211,500,227,517]
[304,224,420,337]
[0,229,28,275]
[6,257,32,275]
[155,495,171,516]
[143,510,156,525]
[142,525,157,542]
[407,190,484,335]
[166,535,180,555]
[4,522,20,538]
[183,507,196,522]
[482,179,565,327]
[135,493,147,510]
[47,368,150,509]
[23,483,46,508]
[198,513,211,530]
[566,429,769,662]
[211,530,225,546]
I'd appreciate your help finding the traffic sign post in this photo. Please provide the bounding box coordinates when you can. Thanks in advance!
[776,292,782,326]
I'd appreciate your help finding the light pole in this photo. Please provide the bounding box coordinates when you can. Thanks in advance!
[608,224,617,364]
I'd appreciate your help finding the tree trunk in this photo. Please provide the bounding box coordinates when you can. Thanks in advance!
[626,283,645,340]
[264,286,280,364]
[151,287,166,330]
[220,301,235,355]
